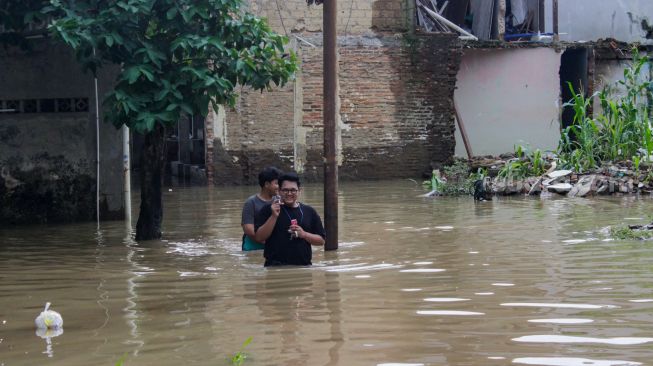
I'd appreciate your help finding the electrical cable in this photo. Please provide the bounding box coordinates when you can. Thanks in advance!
[274,0,288,36]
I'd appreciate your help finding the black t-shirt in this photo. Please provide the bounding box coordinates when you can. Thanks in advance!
[255,203,326,266]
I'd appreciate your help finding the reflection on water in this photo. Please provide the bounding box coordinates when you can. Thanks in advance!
[1,180,653,365]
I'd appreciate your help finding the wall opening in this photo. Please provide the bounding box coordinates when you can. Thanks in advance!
[559,48,589,130]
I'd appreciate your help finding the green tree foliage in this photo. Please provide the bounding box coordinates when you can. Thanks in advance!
[47,0,297,133]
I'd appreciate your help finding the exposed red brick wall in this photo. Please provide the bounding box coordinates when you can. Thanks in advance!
[246,0,411,35]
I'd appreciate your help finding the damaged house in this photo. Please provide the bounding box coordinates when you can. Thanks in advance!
[413,0,653,157]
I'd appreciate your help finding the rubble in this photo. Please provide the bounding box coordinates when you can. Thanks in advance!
[468,155,653,198]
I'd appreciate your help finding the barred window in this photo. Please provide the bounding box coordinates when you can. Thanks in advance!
[0,98,90,113]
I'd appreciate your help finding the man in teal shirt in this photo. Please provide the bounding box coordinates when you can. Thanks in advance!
[241,167,282,251]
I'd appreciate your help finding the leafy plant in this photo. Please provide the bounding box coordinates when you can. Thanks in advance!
[558,48,653,171]
[468,167,488,182]
[230,337,253,366]
[115,353,127,366]
[422,161,476,196]
[633,155,642,174]
[497,145,547,180]
[423,170,446,193]
[610,226,653,240]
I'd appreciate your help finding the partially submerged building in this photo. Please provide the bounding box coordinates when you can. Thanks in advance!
[2,0,652,224]
[0,33,125,225]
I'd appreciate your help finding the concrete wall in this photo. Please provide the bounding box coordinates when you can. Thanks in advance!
[593,53,651,115]
[213,33,462,184]
[544,0,653,44]
[454,47,561,157]
[0,40,124,225]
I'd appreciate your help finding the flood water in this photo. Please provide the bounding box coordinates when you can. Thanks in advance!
[1,180,653,366]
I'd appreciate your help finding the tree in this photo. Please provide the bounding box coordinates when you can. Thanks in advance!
[0,0,51,49]
[46,0,297,240]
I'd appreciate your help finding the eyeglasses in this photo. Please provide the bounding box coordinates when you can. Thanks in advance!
[281,188,299,194]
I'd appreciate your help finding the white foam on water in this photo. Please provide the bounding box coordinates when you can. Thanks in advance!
[624,217,644,220]
[512,335,653,345]
[502,302,617,309]
[401,288,422,292]
[341,241,365,246]
[468,251,479,254]
[377,364,424,366]
[178,271,203,277]
[435,226,454,230]
[629,299,653,303]
[385,228,396,231]
[413,261,433,265]
[417,310,485,316]
[488,356,505,360]
[541,240,552,243]
[482,263,489,266]
[328,263,398,272]
[423,298,470,302]
[384,221,395,224]
[513,357,642,366]
[475,292,494,295]
[355,275,371,279]
[528,318,594,324]
[562,239,587,244]
[492,283,515,287]
[400,269,446,273]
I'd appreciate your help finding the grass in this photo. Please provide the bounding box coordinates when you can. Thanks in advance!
[610,226,653,240]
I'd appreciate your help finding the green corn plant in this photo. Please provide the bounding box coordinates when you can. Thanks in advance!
[633,155,642,174]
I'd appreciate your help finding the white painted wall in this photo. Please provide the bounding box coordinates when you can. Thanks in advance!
[454,48,561,157]
[544,0,653,44]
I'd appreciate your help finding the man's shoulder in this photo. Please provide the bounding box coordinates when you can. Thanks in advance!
[300,203,320,215]
[243,194,263,205]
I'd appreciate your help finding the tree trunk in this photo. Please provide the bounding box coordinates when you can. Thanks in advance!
[135,123,166,241]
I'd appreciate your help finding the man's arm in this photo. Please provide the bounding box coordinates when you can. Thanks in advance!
[290,206,326,246]
[241,199,256,239]
[254,203,280,243]
[242,223,257,240]
[299,231,325,246]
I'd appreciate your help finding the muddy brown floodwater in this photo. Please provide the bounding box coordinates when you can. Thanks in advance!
[1,180,653,366]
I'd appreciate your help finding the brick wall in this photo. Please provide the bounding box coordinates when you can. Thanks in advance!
[245,0,412,35]
[213,33,462,184]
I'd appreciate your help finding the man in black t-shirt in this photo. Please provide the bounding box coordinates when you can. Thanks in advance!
[255,172,325,266]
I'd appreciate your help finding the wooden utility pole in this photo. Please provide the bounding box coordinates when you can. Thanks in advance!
[323,0,338,250]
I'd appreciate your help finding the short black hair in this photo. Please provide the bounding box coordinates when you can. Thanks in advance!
[258,166,282,187]
[278,172,301,188]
